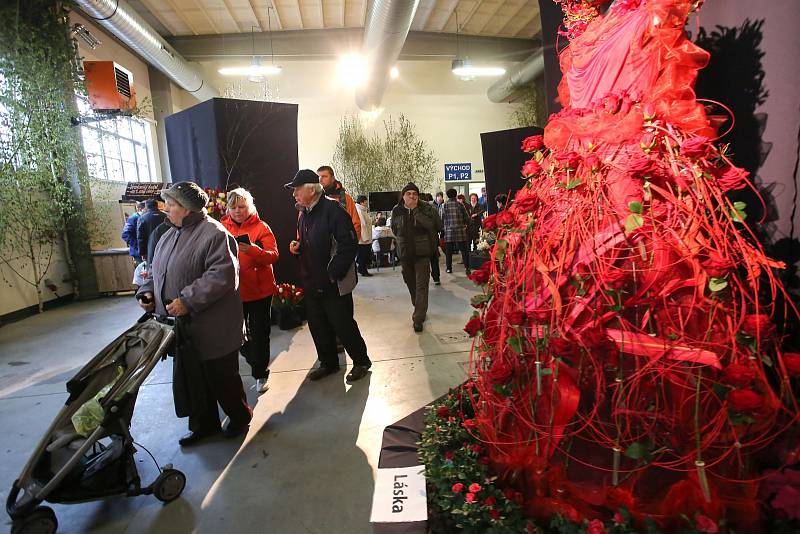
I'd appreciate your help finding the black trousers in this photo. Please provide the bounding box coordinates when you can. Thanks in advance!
[356,244,372,273]
[306,292,371,370]
[445,241,470,271]
[189,350,252,432]
[241,296,272,379]
[430,249,440,282]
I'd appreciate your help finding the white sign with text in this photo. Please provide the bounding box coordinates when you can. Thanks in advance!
[370,465,428,523]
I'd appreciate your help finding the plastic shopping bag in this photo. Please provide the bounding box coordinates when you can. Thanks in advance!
[71,366,124,437]
[133,261,149,286]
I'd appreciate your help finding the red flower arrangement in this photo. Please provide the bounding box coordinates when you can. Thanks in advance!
[204,187,227,220]
[275,283,304,309]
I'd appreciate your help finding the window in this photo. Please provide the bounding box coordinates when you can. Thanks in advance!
[77,97,156,182]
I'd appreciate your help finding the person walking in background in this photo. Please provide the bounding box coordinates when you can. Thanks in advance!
[137,197,167,263]
[495,193,509,212]
[479,187,487,208]
[137,181,252,446]
[467,193,485,251]
[121,201,144,264]
[391,183,441,332]
[286,170,372,383]
[354,195,373,277]
[221,187,279,395]
[430,192,445,285]
[317,165,361,237]
[442,188,471,275]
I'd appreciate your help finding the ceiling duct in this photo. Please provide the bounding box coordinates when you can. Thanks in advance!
[487,51,545,103]
[355,0,420,111]
[74,0,217,102]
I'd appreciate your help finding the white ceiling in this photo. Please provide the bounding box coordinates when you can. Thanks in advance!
[129,0,541,39]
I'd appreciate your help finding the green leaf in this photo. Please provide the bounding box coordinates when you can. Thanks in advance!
[565,178,582,190]
[470,293,491,307]
[728,409,755,425]
[495,239,507,262]
[624,441,652,461]
[712,383,730,399]
[761,354,773,367]
[624,213,644,233]
[730,201,747,222]
[628,201,643,214]
[708,277,728,292]
[507,335,524,354]
[492,383,511,397]
[540,367,553,376]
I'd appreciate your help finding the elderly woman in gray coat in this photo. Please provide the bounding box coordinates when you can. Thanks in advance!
[137,181,252,447]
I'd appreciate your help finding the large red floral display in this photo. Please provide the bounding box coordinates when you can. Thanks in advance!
[462,0,800,529]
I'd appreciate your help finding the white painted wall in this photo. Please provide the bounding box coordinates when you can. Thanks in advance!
[199,58,519,192]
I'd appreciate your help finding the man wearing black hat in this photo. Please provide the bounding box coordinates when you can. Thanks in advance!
[391,182,442,332]
[286,170,372,382]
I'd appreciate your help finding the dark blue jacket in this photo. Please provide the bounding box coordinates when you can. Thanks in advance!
[136,209,167,260]
[121,213,140,257]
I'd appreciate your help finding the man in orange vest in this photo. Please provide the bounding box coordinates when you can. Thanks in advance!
[317,165,361,237]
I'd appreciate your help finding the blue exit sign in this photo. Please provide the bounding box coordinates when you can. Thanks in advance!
[444,163,472,182]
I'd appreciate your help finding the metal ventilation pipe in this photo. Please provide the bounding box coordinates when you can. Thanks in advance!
[355,0,419,111]
[487,51,545,103]
[74,0,217,101]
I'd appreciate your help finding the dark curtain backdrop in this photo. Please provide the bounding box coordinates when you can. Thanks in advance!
[165,98,301,286]
[480,126,544,215]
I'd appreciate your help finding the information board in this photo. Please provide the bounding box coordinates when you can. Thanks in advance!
[122,182,164,201]
[444,163,472,182]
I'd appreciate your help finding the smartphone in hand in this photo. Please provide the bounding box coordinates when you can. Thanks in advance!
[236,234,251,245]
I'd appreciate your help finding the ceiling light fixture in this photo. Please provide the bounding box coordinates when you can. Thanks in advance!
[390,66,399,80]
[338,53,369,87]
[218,15,282,81]
[450,11,505,80]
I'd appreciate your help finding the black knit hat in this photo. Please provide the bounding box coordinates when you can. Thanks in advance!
[284,169,320,189]
[160,181,208,212]
[401,182,420,196]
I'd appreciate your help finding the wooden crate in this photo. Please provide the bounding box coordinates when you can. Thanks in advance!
[91,248,135,293]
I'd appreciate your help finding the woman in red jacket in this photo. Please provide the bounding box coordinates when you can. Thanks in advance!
[221,188,279,394]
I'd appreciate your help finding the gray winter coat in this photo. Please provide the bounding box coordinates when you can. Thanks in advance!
[137,211,244,360]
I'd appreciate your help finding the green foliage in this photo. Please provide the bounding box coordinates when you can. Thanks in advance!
[0,0,90,310]
[333,113,438,196]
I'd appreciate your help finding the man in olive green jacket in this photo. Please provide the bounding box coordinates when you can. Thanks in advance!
[391,182,442,332]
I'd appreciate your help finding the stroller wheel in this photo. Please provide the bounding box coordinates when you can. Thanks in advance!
[153,468,186,503]
[11,506,58,534]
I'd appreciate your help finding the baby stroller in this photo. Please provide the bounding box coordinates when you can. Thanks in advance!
[6,314,186,534]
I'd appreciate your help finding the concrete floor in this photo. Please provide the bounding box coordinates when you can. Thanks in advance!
[0,262,475,533]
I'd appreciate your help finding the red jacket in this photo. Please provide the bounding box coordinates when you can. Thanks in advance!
[221,213,279,302]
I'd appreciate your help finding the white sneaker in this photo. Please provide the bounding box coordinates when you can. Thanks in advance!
[255,379,269,394]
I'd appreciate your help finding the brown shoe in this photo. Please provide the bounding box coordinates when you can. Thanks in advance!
[346,364,371,382]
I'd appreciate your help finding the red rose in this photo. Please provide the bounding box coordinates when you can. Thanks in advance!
[444,450,454,460]
[783,352,800,376]
[695,514,719,533]
[469,443,482,454]
[521,135,545,152]
[462,418,478,429]
[742,314,776,337]
[521,159,542,177]
[514,194,539,213]
[680,136,711,158]
[613,512,624,525]
[603,94,621,114]
[452,483,464,493]
[628,154,659,179]
[557,151,581,170]
[587,519,607,534]
[585,153,601,172]
[728,388,764,412]
[489,509,500,520]
[483,496,497,506]
[497,210,517,227]
[482,213,497,231]
[549,335,574,356]
[465,492,476,503]
[702,254,735,277]
[718,165,749,191]
[464,317,482,337]
[468,262,491,285]
[507,308,526,326]
[469,483,482,493]
[436,406,450,418]
[640,131,657,151]
[604,266,627,288]
[721,363,756,387]
[643,102,657,121]
[488,357,513,383]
